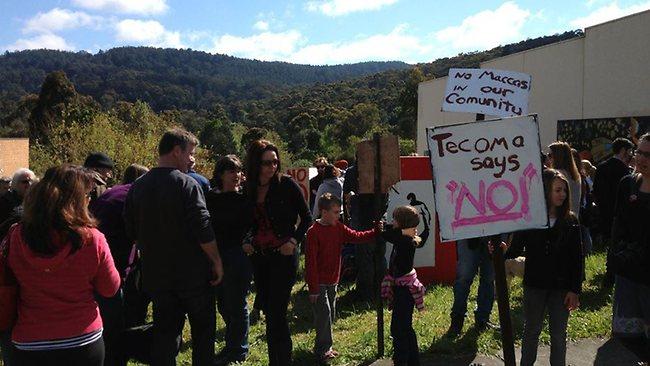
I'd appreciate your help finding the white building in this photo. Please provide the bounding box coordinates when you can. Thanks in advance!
[417,9,650,158]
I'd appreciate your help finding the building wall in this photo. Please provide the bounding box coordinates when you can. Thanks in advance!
[0,138,30,178]
[583,12,650,119]
[417,9,650,154]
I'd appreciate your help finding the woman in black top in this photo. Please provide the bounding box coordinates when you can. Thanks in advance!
[503,169,583,366]
[206,155,253,365]
[610,133,650,342]
[242,140,312,366]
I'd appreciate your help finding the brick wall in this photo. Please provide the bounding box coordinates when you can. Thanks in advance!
[0,138,30,178]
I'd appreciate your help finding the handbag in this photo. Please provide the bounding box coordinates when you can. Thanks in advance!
[0,224,19,332]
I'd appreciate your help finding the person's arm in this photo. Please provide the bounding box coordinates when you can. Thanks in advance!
[123,187,137,242]
[504,231,526,259]
[305,228,320,300]
[340,222,376,244]
[184,180,223,284]
[610,176,631,242]
[312,184,326,218]
[93,231,121,297]
[288,177,313,245]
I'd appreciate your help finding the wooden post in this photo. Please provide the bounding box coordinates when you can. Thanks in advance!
[490,235,516,366]
[373,133,385,358]
[476,113,516,366]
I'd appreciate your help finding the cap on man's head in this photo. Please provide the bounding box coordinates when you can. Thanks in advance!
[84,152,114,169]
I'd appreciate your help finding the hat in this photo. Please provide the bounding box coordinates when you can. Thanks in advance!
[84,152,114,169]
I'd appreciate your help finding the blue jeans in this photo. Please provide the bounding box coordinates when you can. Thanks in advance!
[216,247,253,359]
[451,239,495,323]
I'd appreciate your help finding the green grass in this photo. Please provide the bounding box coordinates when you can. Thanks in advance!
[128,251,612,365]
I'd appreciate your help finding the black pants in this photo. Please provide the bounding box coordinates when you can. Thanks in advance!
[1,330,15,365]
[96,289,126,366]
[252,252,297,366]
[14,336,105,366]
[391,286,420,366]
[150,286,216,366]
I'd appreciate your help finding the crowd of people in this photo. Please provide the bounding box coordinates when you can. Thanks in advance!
[0,127,648,366]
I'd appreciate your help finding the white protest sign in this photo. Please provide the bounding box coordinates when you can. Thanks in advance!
[442,68,531,117]
[426,115,547,241]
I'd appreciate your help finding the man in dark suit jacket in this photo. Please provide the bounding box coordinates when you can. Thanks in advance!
[592,137,634,287]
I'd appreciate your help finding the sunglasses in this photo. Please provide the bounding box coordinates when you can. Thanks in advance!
[634,149,650,159]
[261,159,279,167]
[20,179,32,184]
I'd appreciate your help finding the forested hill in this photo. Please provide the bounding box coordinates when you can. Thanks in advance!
[0,30,584,164]
[0,47,409,111]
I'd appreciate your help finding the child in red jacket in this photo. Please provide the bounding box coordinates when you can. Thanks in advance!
[305,192,378,361]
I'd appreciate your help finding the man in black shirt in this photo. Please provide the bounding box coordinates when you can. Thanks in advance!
[593,137,634,287]
[124,128,223,366]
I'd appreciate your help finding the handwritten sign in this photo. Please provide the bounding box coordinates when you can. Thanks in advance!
[286,167,310,202]
[442,68,531,117]
[426,115,547,241]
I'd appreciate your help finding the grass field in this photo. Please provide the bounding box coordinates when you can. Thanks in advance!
[131,250,612,365]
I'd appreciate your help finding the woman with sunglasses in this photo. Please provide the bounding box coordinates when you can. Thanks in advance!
[242,140,312,366]
[206,155,253,365]
[610,133,650,346]
[5,165,120,365]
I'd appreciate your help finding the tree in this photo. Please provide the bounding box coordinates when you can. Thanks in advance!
[396,67,425,139]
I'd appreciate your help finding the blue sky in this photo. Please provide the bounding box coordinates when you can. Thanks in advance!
[1,0,649,65]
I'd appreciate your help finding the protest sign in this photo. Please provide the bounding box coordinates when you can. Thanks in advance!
[442,68,531,117]
[286,167,309,201]
[426,114,547,241]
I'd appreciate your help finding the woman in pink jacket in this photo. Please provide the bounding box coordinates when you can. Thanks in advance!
[7,164,120,366]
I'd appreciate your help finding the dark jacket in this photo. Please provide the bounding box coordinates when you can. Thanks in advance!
[0,190,22,225]
[249,175,312,245]
[383,225,424,277]
[507,215,584,294]
[610,174,650,286]
[593,157,631,229]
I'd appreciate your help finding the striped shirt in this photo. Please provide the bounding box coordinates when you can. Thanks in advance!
[13,329,103,351]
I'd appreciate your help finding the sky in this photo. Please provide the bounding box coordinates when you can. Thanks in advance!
[1,0,649,65]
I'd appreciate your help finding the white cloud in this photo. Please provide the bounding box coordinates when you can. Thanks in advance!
[72,0,168,15]
[115,19,183,48]
[23,8,102,34]
[307,0,399,16]
[435,1,531,51]
[5,34,74,51]
[253,20,269,31]
[210,30,304,61]
[570,1,650,28]
[207,24,429,65]
[290,24,430,64]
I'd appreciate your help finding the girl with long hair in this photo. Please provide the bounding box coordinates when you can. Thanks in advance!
[498,169,584,365]
[548,141,582,216]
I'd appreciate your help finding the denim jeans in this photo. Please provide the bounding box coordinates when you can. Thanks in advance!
[312,285,337,355]
[391,286,420,366]
[451,239,495,323]
[251,251,297,366]
[521,286,570,366]
[150,286,216,366]
[216,247,253,360]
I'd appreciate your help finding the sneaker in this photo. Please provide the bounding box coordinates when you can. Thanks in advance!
[446,316,464,336]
